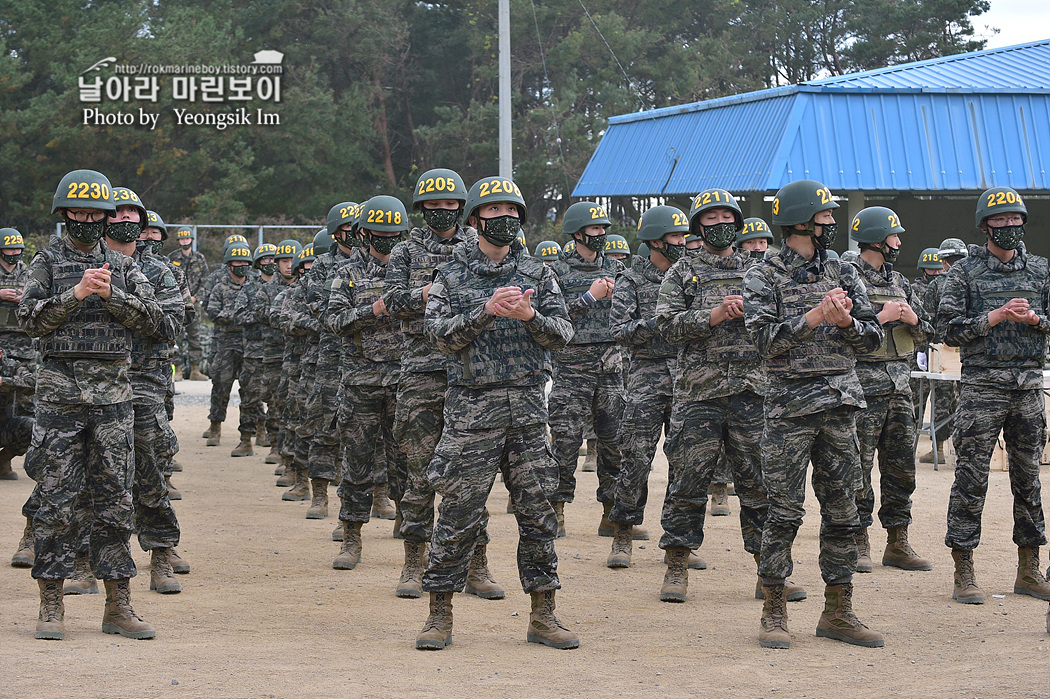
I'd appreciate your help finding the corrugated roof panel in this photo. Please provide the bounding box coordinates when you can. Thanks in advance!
[770,93,1050,192]
[806,39,1050,91]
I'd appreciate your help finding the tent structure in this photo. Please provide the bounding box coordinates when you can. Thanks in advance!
[573,39,1050,262]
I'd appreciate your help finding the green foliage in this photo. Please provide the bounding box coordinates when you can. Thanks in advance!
[0,0,989,239]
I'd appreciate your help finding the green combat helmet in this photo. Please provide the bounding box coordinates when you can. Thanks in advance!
[175,226,194,244]
[413,168,467,233]
[464,176,527,247]
[737,217,773,245]
[636,242,649,258]
[274,239,303,260]
[0,228,25,267]
[144,211,167,239]
[254,243,278,276]
[53,169,116,245]
[563,239,576,256]
[313,229,335,256]
[292,243,315,276]
[637,205,689,262]
[534,240,562,261]
[327,202,359,248]
[225,234,249,247]
[360,195,410,255]
[688,189,743,251]
[562,201,610,252]
[771,179,839,249]
[224,242,252,265]
[975,186,1027,228]
[917,248,941,269]
[849,205,905,262]
[108,186,148,243]
[938,237,967,260]
[605,234,630,258]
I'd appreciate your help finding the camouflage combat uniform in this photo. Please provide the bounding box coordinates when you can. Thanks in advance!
[655,247,768,555]
[167,247,208,368]
[918,271,958,443]
[939,243,1049,552]
[18,237,162,580]
[205,271,253,433]
[232,274,274,439]
[548,248,625,506]
[850,257,932,531]
[271,282,306,462]
[304,245,355,486]
[159,261,194,477]
[385,225,489,544]
[0,351,35,454]
[126,247,183,551]
[422,241,573,593]
[0,258,37,416]
[607,254,676,527]
[743,246,882,584]
[286,281,321,481]
[256,274,294,449]
[324,252,406,523]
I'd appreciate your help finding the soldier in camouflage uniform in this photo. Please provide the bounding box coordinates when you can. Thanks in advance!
[167,226,208,380]
[915,239,968,463]
[273,244,313,494]
[939,186,1050,605]
[0,347,34,480]
[280,244,320,501]
[386,168,501,600]
[606,206,684,570]
[547,201,627,539]
[655,192,806,605]
[846,207,933,575]
[228,243,279,458]
[0,228,36,422]
[323,195,410,568]
[415,175,577,651]
[102,191,184,595]
[203,242,254,447]
[20,169,163,641]
[198,234,250,387]
[258,240,299,464]
[743,179,884,650]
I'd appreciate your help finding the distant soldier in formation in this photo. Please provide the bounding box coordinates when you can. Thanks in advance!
[168,226,209,380]
[0,228,36,422]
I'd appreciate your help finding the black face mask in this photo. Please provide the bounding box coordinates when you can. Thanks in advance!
[814,222,838,250]
[2,252,22,266]
[749,249,766,260]
[988,223,1025,250]
[479,215,521,247]
[107,220,142,243]
[369,233,402,256]
[701,222,737,251]
[579,232,607,253]
[655,240,685,263]
[422,207,460,232]
[259,263,277,276]
[881,244,900,263]
[65,216,107,244]
[179,241,192,249]
[229,264,250,279]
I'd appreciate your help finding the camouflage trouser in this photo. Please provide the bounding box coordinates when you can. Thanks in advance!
[305,359,341,483]
[660,391,768,555]
[278,352,301,458]
[395,371,491,546]
[0,413,33,454]
[260,359,282,441]
[181,308,203,366]
[237,356,265,437]
[946,384,1047,551]
[548,369,625,504]
[911,376,957,444]
[855,391,915,530]
[710,448,732,486]
[207,333,243,423]
[759,405,862,585]
[609,378,671,526]
[24,400,137,581]
[422,423,560,594]
[291,355,318,477]
[336,384,403,522]
[131,396,180,551]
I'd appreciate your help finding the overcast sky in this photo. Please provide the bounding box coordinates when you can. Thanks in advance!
[979,0,1049,48]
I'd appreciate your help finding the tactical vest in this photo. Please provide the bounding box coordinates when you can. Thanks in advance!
[406,250,454,337]
[347,264,401,364]
[556,257,617,345]
[961,256,1048,363]
[765,265,854,378]
[38,250,130,360]
[687,262,758,364]
[856,272,914,362]
[0,282,23,333]
[443,257,548,387]
[624,266,676,360]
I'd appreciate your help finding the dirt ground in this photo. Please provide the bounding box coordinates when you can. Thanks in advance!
[2,382,1049,699]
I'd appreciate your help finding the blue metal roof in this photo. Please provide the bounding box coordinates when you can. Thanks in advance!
[573,39,1050,197]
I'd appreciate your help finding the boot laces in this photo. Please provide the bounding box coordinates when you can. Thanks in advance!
[41,582,63,620]
[766,588,788,630]
[113,583,143,621]
[1025,549,1047,581]
[956,553,978,587]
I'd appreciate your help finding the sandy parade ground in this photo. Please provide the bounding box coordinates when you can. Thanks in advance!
[1,379,1048,699]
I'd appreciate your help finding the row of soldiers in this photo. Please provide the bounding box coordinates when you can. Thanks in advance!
[8,170,200,641]
[198,166,1050,650]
